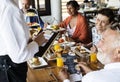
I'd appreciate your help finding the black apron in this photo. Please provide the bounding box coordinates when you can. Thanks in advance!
[0,55,28,82]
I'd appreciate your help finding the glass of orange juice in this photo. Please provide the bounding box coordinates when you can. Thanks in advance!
[90,53,97,63]
[57,57,64,67]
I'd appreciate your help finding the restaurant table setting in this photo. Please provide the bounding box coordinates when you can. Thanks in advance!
[27,26,104,82]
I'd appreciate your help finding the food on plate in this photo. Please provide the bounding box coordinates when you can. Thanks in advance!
[80,49,86,54]
[58,38,64,43]
[62,49,69,54]
[55,48,63,52]
[31,57,41,65]
[26,12,36,16]
[51,25,59,30]
[31,22,39,26]
[54,44,61,51]
[75,46,81,51]
[27,22,39,26]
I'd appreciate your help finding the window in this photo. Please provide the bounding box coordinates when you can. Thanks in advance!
[31,0,51,16]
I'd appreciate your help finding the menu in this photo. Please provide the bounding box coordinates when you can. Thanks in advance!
[62,54,82,82]
[34,31,59,57]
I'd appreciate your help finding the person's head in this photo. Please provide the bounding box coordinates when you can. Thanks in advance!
[97,27,120,65]
[21,0,31,12]
[66,1,80,16]
[95,8,115,34]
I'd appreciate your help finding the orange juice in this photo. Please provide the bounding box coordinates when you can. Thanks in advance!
[57,57,64,67]
[90,53,97,63]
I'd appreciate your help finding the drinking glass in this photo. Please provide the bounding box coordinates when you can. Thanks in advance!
[57,57,64,68]
[90,53,97,63]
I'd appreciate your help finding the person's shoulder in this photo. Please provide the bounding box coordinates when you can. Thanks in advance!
[77,13,85,18]
[92,27,96,31]
[82,71,103,82]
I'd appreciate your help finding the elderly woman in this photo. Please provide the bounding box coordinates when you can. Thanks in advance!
[58,0,91,44]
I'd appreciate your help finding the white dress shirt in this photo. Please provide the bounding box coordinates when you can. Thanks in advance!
[64,62,120,82]
[0,0,39,63]
[82,62,120,82]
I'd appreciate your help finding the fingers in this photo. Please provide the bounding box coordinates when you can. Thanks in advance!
[58,68,69,81]
[33,32,48,46]
[77,62,92,73]
[60,68,67,73]
[90,45,98,53]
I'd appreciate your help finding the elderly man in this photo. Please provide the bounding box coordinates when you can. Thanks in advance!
[59,27,120,82]
[21,0,44,28]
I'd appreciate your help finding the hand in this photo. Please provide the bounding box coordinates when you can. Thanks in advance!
[33,32,48,46]
[90,45,98,53]
[43,22,49,28]
[77,62,92,74]
[58,68,69,81]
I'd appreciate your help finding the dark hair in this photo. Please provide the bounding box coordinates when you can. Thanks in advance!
[98,8,115,23]
[110,23,120,31]
[66,0,80,10]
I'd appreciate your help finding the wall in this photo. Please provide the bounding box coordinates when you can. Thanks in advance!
[41,0,62,25]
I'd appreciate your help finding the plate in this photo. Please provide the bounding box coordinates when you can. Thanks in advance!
[46,25,65,32]
[52,28,65,32]
[27,57,48,69]
[80,46,91,53]
[44,53,57,61]
[64,42,75,47]
[74,46,91,57]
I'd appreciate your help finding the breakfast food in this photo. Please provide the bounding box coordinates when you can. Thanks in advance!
[80,49,86,54]
[31,57,41,65]
[75,46,81,51]
[53,44,63,52]
[62,49,69,54]
[54,44,61,51]
[58,38,64,43]
[26,12,36,16]
[51,25,59,30]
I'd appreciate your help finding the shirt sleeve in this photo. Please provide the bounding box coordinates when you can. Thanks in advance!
[0,4,39,63]
[63,79,70,82]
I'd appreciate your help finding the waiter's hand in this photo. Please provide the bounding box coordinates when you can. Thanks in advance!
[33,32,48,46]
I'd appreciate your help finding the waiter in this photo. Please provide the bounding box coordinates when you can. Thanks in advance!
[0,0,47,82]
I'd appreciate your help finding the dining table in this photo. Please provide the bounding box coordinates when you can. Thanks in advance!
[27,28,104,82]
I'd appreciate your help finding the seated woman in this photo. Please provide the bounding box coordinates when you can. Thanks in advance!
[58,1,91,44]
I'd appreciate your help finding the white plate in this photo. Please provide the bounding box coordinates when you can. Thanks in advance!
[64,42,75,47]
[52,28,65,32]
[46,25,65,32]
[44,53,57,61]
[80,46,91,53]
[74,46,91,57]
[27,57,48,69]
